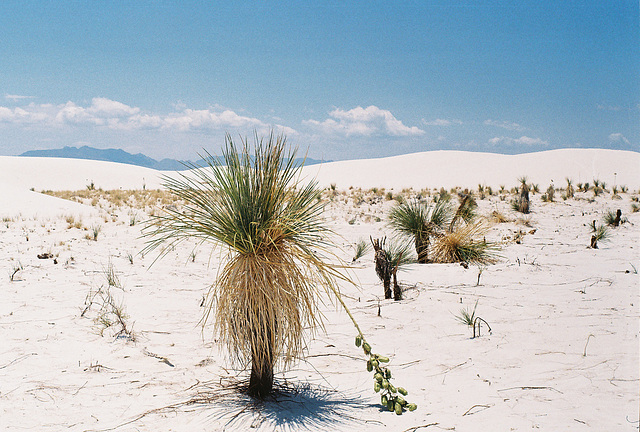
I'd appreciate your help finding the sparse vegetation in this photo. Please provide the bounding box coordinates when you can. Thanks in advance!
[430,220,499,265]
[352,238,371,262]
[388,198,452,263]
[589,220,609,249]
[511,177,531,214]
[455,300,492,338]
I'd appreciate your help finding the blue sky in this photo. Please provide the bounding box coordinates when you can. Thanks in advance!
[1,1,638,161]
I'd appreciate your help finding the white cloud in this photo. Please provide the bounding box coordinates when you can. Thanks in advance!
[0,98,296,135]
[608,133,630,145]
[422,118,462,126]
[88,97,140,117]
[489,136,548,147]
[484,119,525,131]
[597,104,623,112]
[304,105,424,137]
[5,94,34,102]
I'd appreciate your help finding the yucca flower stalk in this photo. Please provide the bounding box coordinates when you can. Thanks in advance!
[142,133,347,399]
[388,198,452,263]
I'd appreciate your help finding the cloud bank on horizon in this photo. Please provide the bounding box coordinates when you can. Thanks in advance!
[2,96,636,161]
[0,2,637,160]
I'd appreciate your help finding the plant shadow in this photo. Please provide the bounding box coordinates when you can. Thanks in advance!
[191,377,380,431]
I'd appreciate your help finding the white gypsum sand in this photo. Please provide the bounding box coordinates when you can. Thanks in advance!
[0,149,638,431]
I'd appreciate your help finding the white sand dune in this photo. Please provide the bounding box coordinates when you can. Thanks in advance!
[0,149,638,431]
[302,148,640,190]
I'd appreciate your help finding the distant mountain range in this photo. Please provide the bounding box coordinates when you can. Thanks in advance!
[19,146,329,171]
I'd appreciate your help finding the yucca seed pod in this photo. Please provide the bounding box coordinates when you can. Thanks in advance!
[394,402,403,415]
[396,396,406,406]
[371,359,379,368]
[378,356,389,363]
[355,335,362,347]
[374,382,381,393]
[374,372,384,382]
[362,342,371,355]
[387,399,395,412]
[381,395,388,406]
[381,379,389,389]
[398,387,408,396]
[384,368,391,379]
[389,384,397,393]
[407,403,417,411]
[366,360,373,372]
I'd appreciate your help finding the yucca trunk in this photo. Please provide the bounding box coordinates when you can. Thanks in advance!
[415,234,430,264]
[392,266,402,301]
[248,322,275,399]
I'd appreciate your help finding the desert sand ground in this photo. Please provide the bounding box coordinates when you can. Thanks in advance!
[1,149,638,431]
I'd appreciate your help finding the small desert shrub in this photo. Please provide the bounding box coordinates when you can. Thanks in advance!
[632,203,640,213]
[128,209,138,226]
[589,220,609,249]
[87,225,101,241]
[455,300,478,327]
[430,220,499,265]
[511,177,531,214]
[490,210,510,223]
[454,300,492,338]
[543,184,555,202]
[449,194,477,231]
[565,178,574,199]
[352,238,371,262]
[371,237,415,300]
[388,198,453,263]
[103,261,121,288]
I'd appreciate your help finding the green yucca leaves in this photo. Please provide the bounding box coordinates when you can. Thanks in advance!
[142,132,346,399]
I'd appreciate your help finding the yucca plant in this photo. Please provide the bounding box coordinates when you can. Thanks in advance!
[352,238,371,262]
[589,220,609,249]
[565,178,574,199]
[449,193,477,232]
[604,209,623,227]
[388,198,452,263]
[511,177,530,214]
[142,133,346,399]
[430,220,499,265]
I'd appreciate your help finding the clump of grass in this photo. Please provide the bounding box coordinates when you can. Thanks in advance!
[631,203,640,213]
[565,178,574,199]
[81,264,135,341]
[103,261,121,289]
[352,238,371,262]
[454,300,492,338]
[430,220,499,265]
[86,224,101,241]
[541,184,555,202]
[589,220,610,249]
[490,210,510,223]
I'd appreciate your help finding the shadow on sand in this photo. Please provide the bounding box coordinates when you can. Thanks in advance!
[191,377,381,431]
